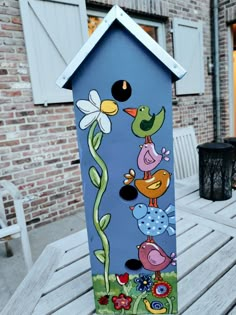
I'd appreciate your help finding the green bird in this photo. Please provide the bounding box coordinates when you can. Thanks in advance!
[123,105,166,143]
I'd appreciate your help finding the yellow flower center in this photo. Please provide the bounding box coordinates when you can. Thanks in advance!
[101,100,118,116]
[143,280,148,285]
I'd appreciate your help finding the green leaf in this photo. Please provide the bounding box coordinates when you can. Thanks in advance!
[93,132,103,151]
[94,250,105,264]
[89,167,101,188]
[100,214,111,231]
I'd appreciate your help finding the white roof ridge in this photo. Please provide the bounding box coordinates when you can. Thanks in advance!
[57,5,186,89]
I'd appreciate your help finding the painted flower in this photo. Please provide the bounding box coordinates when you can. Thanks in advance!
[152,281,172,298]
[134,273,153,292]
[116,272,129,286]
[76,89,118,133]
[112,293,132,310]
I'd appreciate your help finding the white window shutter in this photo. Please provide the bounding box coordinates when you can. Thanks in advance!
[173,18,204,95]
[19,0,88,104]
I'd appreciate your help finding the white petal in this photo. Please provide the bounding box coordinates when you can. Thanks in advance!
[80,112,99,129]
[89,90,101,108]
[97,113,111,134]
[76,100,98,114]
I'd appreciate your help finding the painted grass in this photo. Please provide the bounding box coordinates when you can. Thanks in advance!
[93,272,178,314]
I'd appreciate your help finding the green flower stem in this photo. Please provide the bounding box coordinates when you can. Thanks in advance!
[166,296,173,314]
[132,291,147,314]
[121,309,125,315]
[88,121,110,294]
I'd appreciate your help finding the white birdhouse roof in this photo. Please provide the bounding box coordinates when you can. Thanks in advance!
[57,5,186,89]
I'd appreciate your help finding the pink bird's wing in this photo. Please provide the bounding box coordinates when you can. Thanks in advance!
[144,150,156,165]
[148,249,165,265]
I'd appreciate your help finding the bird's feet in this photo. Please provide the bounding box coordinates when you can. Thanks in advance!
[154,271,163,282]
[147,236,155,243]
[144,171,152,180]
[149,198,158,208]
[145,136,153,144]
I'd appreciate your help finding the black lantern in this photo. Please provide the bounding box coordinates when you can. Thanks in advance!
[198,142,234,201]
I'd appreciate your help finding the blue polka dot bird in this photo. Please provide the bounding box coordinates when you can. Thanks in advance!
[130,203,175,241]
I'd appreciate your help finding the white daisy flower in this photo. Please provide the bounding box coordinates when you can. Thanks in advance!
[76,90,118,134]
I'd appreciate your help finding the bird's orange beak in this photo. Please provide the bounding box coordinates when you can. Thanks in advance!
[123,108,137,118]
[129,206,134,211]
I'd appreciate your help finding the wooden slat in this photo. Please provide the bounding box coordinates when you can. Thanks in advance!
[2,245,63,315]
[51,229,88,251]
[57,242,89,269]
[33,271,93,315]
[178,239,236,313]
[53,289,95,315]
[176,218,196,236]
[177,209,236,237]
[183,265,236,315]
[216,202,236,219]
[178,205,236,230]
[177,224,212,255]
[178,230,231,280]
[227,305,236,314]
[177,191,200,205]
[44,255,90,294]
[199,192,236,214]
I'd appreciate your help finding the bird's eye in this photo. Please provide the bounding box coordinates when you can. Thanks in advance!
[145,145,147,148]
[139,205,142,208]
[142,246,145,249]
[163,172,166,175]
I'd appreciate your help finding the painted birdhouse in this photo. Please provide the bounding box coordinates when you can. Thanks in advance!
[57,5,186,315]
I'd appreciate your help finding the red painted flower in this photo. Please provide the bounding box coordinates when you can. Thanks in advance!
[115,272,129,285]
[152,281,172,298]
[98,295,109,305]
[112,293,132,310]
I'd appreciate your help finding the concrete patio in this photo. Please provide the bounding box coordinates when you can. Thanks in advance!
[0,210,86,310]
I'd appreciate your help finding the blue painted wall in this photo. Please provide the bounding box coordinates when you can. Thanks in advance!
[72,22,175,275]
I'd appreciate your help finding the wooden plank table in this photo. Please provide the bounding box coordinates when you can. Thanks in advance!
[2,201,236,315]
[175,179,236,229]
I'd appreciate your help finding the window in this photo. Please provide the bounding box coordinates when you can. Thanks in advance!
[20,0,88,105]
[173,18,204,95]
[87,10,166,49]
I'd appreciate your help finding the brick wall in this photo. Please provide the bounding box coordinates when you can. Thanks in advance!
[219,0,236,138]
[0,0,84,229]
[0,0,214,229]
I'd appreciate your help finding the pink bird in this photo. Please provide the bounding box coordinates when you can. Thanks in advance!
[137,144,170,179]
[138,240,176,281]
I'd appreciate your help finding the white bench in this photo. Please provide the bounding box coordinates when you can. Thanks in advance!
[173,126,199,183]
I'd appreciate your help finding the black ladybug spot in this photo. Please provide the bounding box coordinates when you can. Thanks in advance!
[125,259,142,271]
[119,185,138,201]
[155,211,158,214]
[112,80,132,102]
[148,227,151,230]
[151,219,155,222]
[161,221,164,224]
[158,227,162,230]
[147,211,151,214]
[141,221,145,224]
[161,215,165,218]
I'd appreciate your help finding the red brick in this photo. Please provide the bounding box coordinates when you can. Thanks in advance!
[1,90,21,97]
[1,23,22,31]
